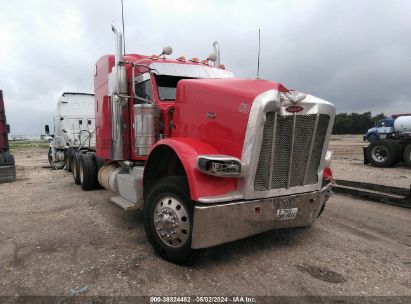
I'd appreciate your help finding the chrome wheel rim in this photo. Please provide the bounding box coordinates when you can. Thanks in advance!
[153,196,190,248]
[371,145,388,163]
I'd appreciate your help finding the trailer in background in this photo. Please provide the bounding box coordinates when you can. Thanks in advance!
[45,92,96,172]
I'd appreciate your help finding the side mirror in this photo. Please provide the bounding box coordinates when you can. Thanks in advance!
[45,124,50,134]
[6,124,10,134]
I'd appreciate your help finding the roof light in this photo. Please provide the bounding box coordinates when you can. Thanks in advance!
[176,56,186,62]
[150,55,159,60]
[189,57,200,63]
[218,64,225,69]
[200,60,209,65]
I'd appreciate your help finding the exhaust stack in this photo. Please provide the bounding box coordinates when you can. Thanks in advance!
[213,41,220,67]
[111,23,124,65]
[110,23,128,160]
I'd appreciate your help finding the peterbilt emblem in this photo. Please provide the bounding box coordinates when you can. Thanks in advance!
[286,105,304,113]
[285,91,306,104]
[206,112,216,120]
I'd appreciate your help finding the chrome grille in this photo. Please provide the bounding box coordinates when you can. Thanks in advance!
[254,113,330,191]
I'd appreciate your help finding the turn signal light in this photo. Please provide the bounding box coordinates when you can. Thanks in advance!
[197,155,244,177]
[323,167,333,181]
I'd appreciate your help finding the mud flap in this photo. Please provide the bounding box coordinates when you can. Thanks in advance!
[363,146,369,164]
[0,165,16,183]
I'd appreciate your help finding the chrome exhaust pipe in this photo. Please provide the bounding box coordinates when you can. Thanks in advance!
[213,41,220,67]
[111,23,123,65]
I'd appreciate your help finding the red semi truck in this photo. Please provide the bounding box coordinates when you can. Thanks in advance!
[0,90,16,183]
[69,24,336,264]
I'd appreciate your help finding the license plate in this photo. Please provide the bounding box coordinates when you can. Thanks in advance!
[277,208,298,220]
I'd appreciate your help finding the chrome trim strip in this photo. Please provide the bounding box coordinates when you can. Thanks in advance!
[287,113,297,189]
[268,112,278,190]
[198,192,244,203]
[303,113,319,185]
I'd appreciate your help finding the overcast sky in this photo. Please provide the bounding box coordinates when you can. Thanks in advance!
[0,0,410,135]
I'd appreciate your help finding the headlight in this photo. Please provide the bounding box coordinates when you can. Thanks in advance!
[197,155,244,177]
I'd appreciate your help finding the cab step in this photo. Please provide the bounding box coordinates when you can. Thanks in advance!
[110,196,138,211]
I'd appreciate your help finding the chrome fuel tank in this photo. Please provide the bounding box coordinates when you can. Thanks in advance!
[133,104,160,156]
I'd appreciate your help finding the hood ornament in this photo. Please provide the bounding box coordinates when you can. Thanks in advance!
[284,91,306,104]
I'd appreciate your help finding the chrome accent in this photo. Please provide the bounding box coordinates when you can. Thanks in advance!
[110,23,128,160]
[213,41,220,67]
[238,92,335,201]
[133,104,160,156]
[196,155,245,177]
[111,23,123,66]
[198,191,244,203]
[149,62,234,78]
[287,114,297,188]
[268,113,278,189]
[154,196,190,248]
[303,114,319,184]
[191,185,331,249]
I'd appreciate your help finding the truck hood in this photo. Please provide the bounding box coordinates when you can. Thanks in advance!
[173,78,289,158]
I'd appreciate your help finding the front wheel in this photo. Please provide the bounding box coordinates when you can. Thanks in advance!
[144,176,206,265]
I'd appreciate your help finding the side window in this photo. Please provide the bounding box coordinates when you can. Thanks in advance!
[135,80,153,103]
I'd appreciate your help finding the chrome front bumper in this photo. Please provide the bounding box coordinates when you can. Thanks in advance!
[191,185,332,249]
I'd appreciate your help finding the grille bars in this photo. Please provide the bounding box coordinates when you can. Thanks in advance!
[286,113,297,189]
[303,114,319,185]
[268,112,278,190]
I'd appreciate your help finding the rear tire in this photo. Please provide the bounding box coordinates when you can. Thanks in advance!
[79,153,97,191]
[65,148,72,172]
[71,152,81,185]
[144,176,206,265]
[366,139,399,167]
[403,144,411,167]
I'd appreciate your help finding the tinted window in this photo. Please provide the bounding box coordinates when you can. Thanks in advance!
[156,75,193,101]
[135,80,153,103]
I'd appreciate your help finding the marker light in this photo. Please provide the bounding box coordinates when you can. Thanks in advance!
[176,56,186,62]
[150,55,159,60]
[200,60,209,65]
[197,155,244,177]
[218,64,225,69]
[189,57,200,63]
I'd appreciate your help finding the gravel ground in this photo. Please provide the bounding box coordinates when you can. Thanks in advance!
[0,144,410,297]
[330,135,411,189]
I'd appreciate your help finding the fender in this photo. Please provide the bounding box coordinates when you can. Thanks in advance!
[147,137,238,201]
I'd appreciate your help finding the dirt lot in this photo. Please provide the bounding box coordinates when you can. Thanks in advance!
[0,142,410,297]
[329,135,411,189]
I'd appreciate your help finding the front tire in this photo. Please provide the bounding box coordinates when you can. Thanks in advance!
[367,133,378,142]
[144,176,205,265]
[65,148,72,172]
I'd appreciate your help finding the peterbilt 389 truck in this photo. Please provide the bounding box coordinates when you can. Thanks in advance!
[0,90,16,183]
[69,23,336,264]
[45,92,96,172]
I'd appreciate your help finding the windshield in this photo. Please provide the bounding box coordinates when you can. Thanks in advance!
[156,75,193,101]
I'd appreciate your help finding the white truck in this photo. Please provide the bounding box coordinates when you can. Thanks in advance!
[364,115,411,168]
[45,92,96,172]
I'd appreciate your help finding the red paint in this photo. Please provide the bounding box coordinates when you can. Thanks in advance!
[94,53,290,200]
[286,105,304,113]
